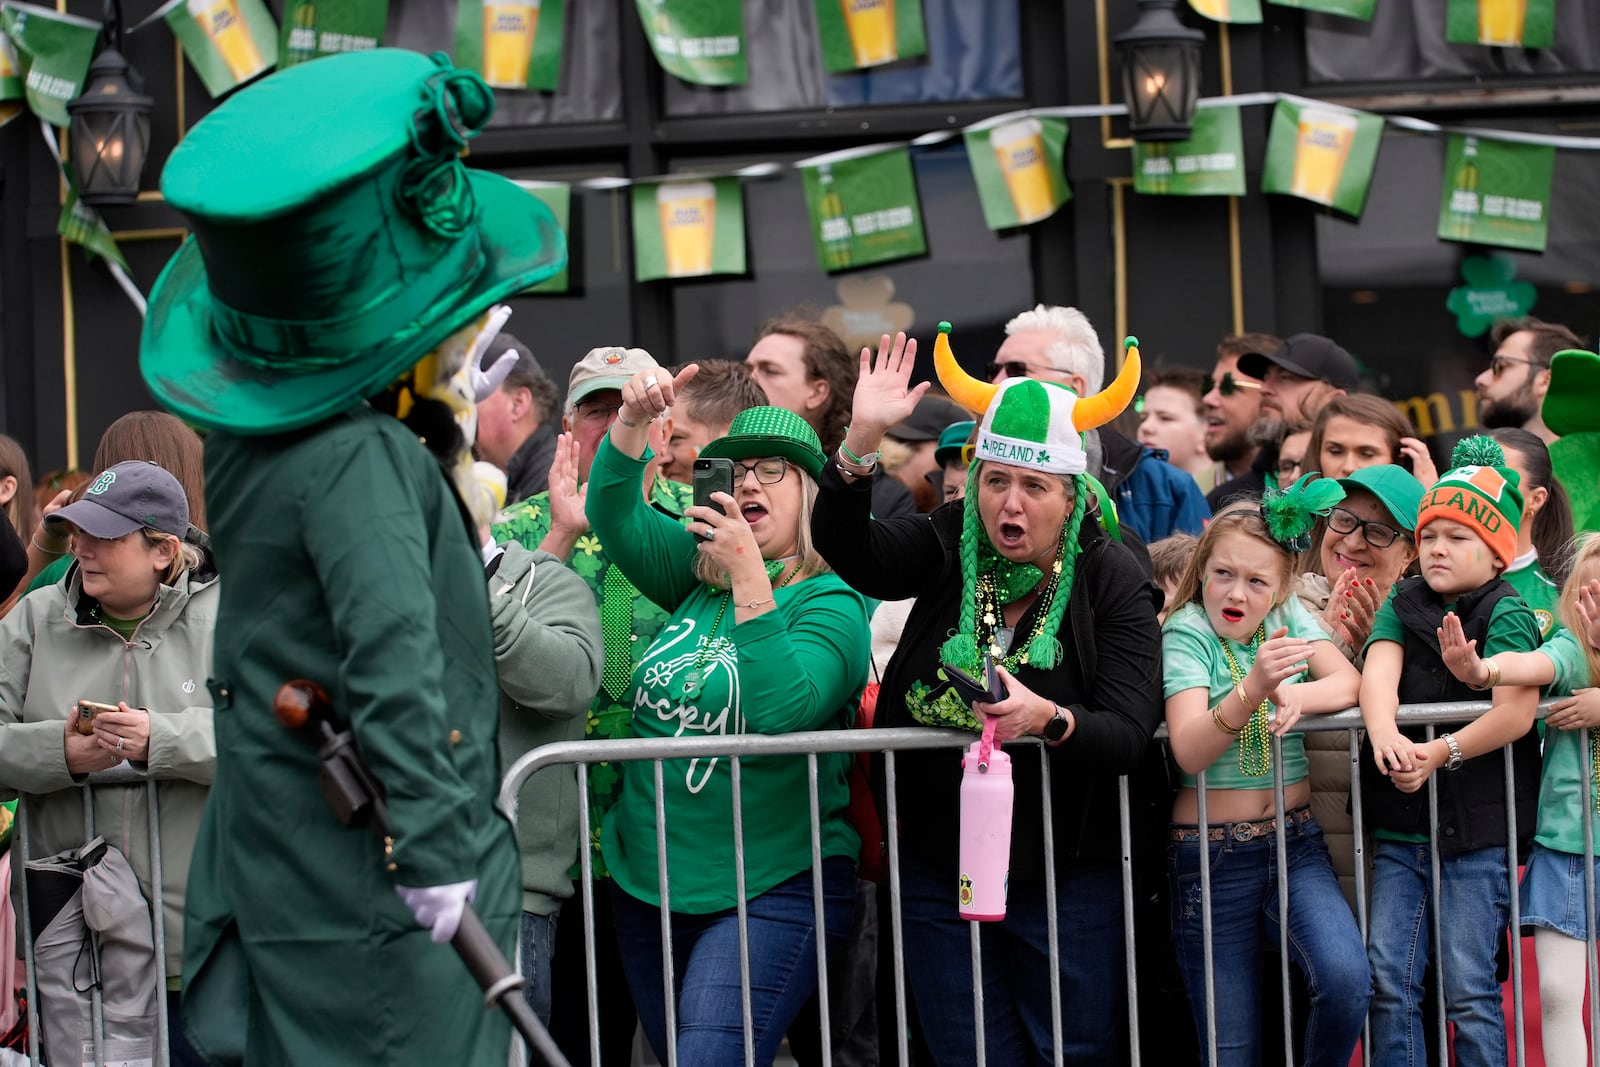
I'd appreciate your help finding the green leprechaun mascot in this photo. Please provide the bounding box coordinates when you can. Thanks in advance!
[139,51,565,1064]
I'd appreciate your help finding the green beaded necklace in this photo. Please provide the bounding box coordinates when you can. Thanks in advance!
[1217,623,1272,777]
[976,540,1065,672]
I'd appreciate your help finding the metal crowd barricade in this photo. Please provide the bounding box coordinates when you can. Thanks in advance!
[16,780,171,1067]
[500,701,1594,1067]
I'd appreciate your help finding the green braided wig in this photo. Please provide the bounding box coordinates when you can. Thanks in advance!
[1259,472,1346,553]
[940,466,1089,675]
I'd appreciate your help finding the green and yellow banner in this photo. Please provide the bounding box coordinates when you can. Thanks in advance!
[813,0,925,73]
[60,179,130,273]
[632,176,746,282]
[1,2,99,127]
[1133,105,1246,197]
[155,0,277,98]
[963,114,1070,230]
[279,0,387,68]
[456,0,562,91]
[1270,0,1375,18]
[1436,134,1554,253]
[517,180,571,292]
[636,0,746,86]
[799,145,925,272]
[1261,99,1383,216]
[1445,0,1554,49]
[1186,0,1262,24]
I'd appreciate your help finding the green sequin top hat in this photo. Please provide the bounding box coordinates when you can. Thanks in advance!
[140,49,566,436]
[698,406,828,477]
[1544,348,1600,534]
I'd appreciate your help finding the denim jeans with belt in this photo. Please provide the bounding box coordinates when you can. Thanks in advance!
[1367,841,1510,1067]
[1167,811,1371,1067]
[898,849,1127,1066]
[611,857,856,1066]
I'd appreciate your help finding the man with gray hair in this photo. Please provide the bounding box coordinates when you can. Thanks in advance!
[990,304,1208,543]
[475,331,562,506]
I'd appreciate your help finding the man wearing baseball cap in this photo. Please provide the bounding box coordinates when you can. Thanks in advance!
[489,345,696,1066]
[884,394,968,511]
[1213,333,1360,507]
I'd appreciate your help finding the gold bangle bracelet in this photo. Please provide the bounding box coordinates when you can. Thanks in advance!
[1212,703,1243,735]
[1236,682,1254,713]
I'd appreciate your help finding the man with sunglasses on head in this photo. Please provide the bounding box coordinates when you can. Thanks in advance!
[1474,317,1584,445]
[1211,333,1359,509]
[1201,334,1277,511]
[992,304,1208,543]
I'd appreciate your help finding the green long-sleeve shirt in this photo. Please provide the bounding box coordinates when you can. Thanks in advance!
[585,434,868,913]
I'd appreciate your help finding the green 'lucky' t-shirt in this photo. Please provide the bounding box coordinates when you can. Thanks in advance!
[1366,585,1542,843]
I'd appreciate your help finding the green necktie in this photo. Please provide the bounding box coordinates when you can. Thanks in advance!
[600,565,638,703]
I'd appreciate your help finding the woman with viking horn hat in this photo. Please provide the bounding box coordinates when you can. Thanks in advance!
[812,326,1163,1064]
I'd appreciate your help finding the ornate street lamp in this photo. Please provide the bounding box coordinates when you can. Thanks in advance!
[66,0,152,207]
[1114,0,1205,143]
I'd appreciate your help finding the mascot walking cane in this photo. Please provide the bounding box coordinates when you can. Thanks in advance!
[139,50,566,1066]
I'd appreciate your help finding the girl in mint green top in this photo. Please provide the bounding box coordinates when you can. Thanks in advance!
[1161,498,1367,1067]
[1437,536,1600,1067]
[585,372,868,1067]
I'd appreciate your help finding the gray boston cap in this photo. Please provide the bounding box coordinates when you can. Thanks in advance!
[45,460,189,540]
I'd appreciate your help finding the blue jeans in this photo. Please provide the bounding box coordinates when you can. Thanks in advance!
[611,857,856,1066]
[1368,841,1510,1067]
[898,849,1126,1066]
[1168,813,1370,1067]
[520,910,559,1025]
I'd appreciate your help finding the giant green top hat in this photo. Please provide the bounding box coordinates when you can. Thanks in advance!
[140,49,566,435]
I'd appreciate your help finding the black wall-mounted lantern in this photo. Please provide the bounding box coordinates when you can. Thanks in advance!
[66,0,151,207]
[1114,0,1205,143]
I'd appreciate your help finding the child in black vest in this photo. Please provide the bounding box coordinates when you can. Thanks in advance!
[1358,436,1543,1067]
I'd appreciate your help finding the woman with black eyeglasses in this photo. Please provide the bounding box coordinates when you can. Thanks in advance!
[585,370,870,1066]
[1292,465,1426,915]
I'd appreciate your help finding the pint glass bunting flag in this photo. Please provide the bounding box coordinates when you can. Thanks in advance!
[799,146,926,273]
[0,31,20,129]
[1268,0,1375,18]
[155,0,278,98]
[279,0,388,69]
[0,2,100,127]
[1260,99,1383,218]
[1436,135,1555,253]
[964,115,1071,230]
[1186,0,1262,24]
[516,181,572,293]
[812,0,926,74]
[631,177,746,282]
[456,0,563,92]
[1445,0,1554,49]
[1132,105,1246,197]
[636,0,747,86]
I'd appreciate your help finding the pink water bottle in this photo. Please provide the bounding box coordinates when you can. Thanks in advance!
[958,718,1013,921]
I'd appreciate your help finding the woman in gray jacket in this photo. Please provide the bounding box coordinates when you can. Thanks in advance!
[0,460,216,1066]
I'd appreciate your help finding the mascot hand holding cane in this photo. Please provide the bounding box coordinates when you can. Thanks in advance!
[140,51,565,1066]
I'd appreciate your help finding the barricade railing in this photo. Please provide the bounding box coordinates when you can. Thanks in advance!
[16,780,171,1067]
[501,699,1589,1067]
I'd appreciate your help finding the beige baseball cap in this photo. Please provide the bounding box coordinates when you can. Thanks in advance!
[568,346,659,405]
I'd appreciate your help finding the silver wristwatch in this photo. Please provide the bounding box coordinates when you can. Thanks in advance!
[1441,732,1464,772]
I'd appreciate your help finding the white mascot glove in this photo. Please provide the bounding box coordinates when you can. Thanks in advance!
[395,879,478,944]
[467,304,517,402]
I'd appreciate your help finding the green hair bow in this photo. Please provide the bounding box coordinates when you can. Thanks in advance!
[1259,472,1346,553]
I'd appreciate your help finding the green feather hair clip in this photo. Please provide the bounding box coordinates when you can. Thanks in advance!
[1447,434,1506,471]
[1259,472,1347,553]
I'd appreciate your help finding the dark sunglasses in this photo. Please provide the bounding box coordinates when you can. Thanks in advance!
[1326,506,1407,550]
[984,358,1064,381]
[1487,354,1547,379]
[1201,372,1262,398]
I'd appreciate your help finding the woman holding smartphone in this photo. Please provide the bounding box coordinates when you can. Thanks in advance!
[0,460,216,1066]
[584,366,870,1066]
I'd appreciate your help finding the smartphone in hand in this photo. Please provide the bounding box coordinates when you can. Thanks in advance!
[76,700,118,735]
[692,458,735,542]
[941,653,1008,705]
